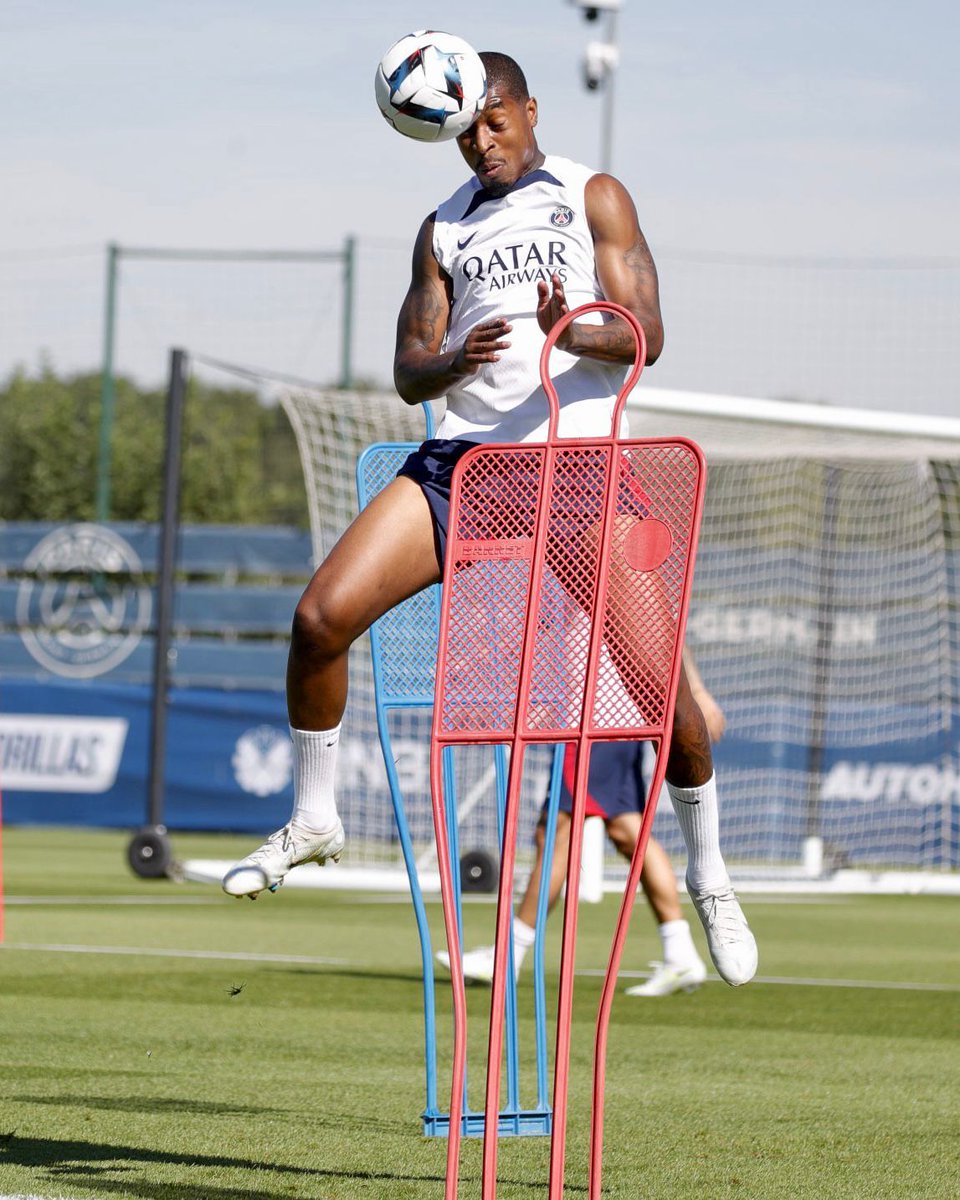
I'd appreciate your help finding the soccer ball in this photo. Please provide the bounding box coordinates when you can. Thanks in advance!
[375,30,487,143]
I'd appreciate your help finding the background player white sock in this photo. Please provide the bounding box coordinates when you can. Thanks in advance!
[666,773,730,894]
[290,723,342,833]
[658,918,699,968]
[511,916,537,971]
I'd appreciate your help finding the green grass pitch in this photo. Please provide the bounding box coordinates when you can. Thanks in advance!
[1,826,958,1199]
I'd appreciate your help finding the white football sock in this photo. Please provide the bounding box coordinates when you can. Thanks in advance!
[290,723,342,833]
[666,773,730,894]
[658,918,699,968]
[511,916,537,971]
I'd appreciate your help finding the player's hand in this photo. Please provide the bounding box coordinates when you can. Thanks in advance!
[536,272,571,344]
[452,318,511,374]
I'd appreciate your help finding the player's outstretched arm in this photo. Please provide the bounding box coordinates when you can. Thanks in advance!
[394,213,512,404]
[535,173,664,366]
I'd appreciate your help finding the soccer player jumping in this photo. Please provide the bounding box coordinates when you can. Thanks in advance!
[223,51,757,988]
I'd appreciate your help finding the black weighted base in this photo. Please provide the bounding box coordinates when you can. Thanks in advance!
[127,825,173,878]
[459,848,499,894]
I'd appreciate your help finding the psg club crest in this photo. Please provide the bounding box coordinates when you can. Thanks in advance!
[16,523,152,679]
[550,205,574,228]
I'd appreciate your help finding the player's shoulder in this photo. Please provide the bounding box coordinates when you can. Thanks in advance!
[435,176,482,228]
[544,154,599,187]
[431,179,481,270]
[583,170,637,223]
[544,155,609,212]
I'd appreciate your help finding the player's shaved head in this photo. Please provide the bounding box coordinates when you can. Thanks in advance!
[478,52,530,101]
[457,50,541,193]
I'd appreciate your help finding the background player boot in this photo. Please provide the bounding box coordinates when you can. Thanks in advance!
[686,878,758,985]
[221,818,344,899]
[624,958,707,997]
[435,943,520,985]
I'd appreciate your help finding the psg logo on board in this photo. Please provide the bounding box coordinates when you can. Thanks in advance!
[16,523,152,679]
[550,205,574,228]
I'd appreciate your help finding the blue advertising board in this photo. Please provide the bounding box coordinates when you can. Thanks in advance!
[0,521,957,866]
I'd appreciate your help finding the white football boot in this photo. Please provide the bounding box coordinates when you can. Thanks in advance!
[435,942,520,985]
[624,958,707,997]
[686,879,758,986]
[221,819,344,899]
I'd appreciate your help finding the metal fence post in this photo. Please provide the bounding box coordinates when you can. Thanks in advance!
[96,242,120,522]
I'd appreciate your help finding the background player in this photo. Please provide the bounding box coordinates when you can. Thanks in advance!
[223,49,757,988]
[438,653,727,997]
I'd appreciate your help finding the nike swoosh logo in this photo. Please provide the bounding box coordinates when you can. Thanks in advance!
[457,232,477,250]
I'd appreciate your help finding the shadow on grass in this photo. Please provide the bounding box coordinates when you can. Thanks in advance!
[262,965,424,985]
[15,1094,286,1116]
[0,1131,582,1198]
[13,1093,416,1136]
[3,1064,159,1079]
[264,966,524,997]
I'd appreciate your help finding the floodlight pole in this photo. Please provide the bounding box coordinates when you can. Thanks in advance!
[600,7,619,173]
[569,2,622,172]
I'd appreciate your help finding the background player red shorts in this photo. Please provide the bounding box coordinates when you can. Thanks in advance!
[552,741,647,820]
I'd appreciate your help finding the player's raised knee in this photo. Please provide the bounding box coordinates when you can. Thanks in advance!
[290,592,358,658]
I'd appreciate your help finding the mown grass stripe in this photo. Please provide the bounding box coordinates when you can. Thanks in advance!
[4,941,958,992]
[1,942,348,965]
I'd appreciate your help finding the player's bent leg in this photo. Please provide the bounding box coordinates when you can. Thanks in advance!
[223,479,441,899]
[552,515,675,726]
[665,671,759,986]
[287,476,442,728]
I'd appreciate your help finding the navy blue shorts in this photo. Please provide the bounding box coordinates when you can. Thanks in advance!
[397,438,477,566]
[397,437,652,569]
[550,741,647,820]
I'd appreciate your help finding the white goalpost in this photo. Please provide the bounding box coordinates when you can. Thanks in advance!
[627,388,960,894]
[277,384,960,896]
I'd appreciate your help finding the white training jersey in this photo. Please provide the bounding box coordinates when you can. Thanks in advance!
[431,154,628,444]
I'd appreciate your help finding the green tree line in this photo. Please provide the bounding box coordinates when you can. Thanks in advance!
[0,367,307,525]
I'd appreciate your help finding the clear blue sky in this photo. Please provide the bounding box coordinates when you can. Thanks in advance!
[3,0,959,412]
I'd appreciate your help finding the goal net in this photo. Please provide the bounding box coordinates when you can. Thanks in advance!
[280,385,960,890]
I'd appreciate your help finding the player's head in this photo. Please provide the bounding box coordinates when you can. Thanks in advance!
[456,51,540,194]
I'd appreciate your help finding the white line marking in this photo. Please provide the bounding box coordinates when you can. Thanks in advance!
[2,942,957,991]
[747,974,960,992]
[579,968,960,993]
[1,943,348,966]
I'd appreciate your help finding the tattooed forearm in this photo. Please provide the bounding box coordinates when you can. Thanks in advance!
[563,229,663,364]
[395,277,483,404]
[409,286,444,351]
[565,314,651,364]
